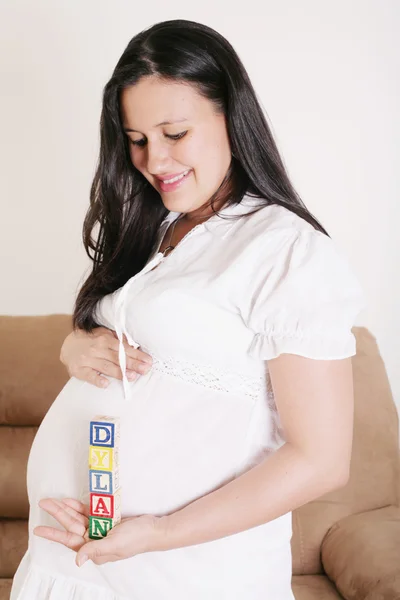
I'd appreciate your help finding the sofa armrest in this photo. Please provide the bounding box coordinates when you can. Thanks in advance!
[321,505,400,600]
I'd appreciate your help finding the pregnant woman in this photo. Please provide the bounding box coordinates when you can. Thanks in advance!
[11,18,366,600]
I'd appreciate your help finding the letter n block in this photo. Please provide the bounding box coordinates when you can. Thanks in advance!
[89,516,113,539]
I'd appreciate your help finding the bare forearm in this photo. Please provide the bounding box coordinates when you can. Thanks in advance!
[157,443,346,551]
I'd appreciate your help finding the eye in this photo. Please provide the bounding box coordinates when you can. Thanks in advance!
[129,131,188,147]
[166,131,188,141]
[130,138,146,147]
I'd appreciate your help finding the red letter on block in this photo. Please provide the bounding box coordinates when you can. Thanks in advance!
[90,493,114,518]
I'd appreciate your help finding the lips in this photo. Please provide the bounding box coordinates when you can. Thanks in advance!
[156,171,189,182]
[156,169,192,184]
[157,169,193,192]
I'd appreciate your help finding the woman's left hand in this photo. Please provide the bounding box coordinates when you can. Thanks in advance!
[34,497,164,567]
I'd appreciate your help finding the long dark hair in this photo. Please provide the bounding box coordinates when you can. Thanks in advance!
[73,18,329,331]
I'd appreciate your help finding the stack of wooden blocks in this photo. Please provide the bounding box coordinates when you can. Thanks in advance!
[88,415,122,539]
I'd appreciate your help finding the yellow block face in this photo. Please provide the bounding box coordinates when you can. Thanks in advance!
[89,446,115,471]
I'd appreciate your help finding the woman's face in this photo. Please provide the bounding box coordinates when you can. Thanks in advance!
[120,77,232,217]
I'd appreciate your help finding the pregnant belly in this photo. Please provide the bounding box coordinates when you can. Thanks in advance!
[27,371,258,529]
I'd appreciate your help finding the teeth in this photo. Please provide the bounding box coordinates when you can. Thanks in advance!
[162,170,190,184]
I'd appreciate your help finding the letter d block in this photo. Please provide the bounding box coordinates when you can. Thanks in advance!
[90,416,120,448]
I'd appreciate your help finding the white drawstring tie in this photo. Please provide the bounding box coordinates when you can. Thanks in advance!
[113,251,165,399]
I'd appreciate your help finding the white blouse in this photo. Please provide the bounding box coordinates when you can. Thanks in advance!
[98,193,366,395]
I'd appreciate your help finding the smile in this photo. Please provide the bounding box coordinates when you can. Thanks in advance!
[160,169,192,184]
[157,169,193,192]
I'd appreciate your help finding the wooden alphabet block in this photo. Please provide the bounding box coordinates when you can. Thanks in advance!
[88,516,121,539]
[90,416,120,448]
[89,469,119,495]
[89,445,119,471]
[90,488,121,519]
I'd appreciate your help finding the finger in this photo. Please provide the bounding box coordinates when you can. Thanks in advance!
[105,345,140,366]
[117,351,153,373]
[92,554,119,565]
[87,358,123,380]
[79,367,111,389]
[102,334,152,366]
[125,346,153,365]
[88,334,125,365]
[114,336,152,364]
[93,334,121,355]
[76,537,121,567]
[62,498,91,519]
[125,357,152,376]
[103,349,150,377]
[59,504,88,528]
[38,499,86,537]
[34,526,84,551]
[60,499,89,528]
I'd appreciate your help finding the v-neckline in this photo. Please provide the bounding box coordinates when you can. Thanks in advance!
[148,217,208,272]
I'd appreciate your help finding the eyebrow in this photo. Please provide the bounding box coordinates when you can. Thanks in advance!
[124,118,188,133]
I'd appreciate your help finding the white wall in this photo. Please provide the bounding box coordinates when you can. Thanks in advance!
[1,1,399,410]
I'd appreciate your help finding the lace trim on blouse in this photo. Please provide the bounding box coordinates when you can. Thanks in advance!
[149,354,268,402]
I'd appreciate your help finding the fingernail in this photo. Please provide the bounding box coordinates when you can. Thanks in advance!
[77,554,88,567]
[100,379,109,388]
[127,371,137,381]
[138,363,151,374]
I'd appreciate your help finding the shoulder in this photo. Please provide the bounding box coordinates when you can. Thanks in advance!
[238,201,318,240]
[216,199,363,293]
[239,204,361,296]
[224,200,321,257]
[232,203,367,360]
[229,201,334,268]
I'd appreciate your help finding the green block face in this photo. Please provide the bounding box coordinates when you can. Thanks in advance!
[89,516,112,539]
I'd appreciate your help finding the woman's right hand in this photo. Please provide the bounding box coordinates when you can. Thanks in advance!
[60,327,153,388]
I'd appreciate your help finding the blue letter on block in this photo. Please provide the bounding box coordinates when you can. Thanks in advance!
[90,421,115,447]
[89,470,113,494]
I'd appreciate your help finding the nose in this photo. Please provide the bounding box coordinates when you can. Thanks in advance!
[145,140,171,176]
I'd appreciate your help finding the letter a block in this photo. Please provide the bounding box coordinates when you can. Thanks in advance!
[88,415,121,539]
[90,489,121,521]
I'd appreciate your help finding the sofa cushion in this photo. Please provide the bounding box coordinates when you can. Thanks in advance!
[321,505,400,600]
[0,314,71,425]
[292,575,343,599]
[0,520,28,578]
[0,579,12,600]
[0,427,37,518]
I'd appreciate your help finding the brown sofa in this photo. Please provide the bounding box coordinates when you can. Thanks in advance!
[1,316,399,600]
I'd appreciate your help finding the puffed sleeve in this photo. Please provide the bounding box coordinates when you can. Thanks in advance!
[242,228,367,360]
[94,291,118,330]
